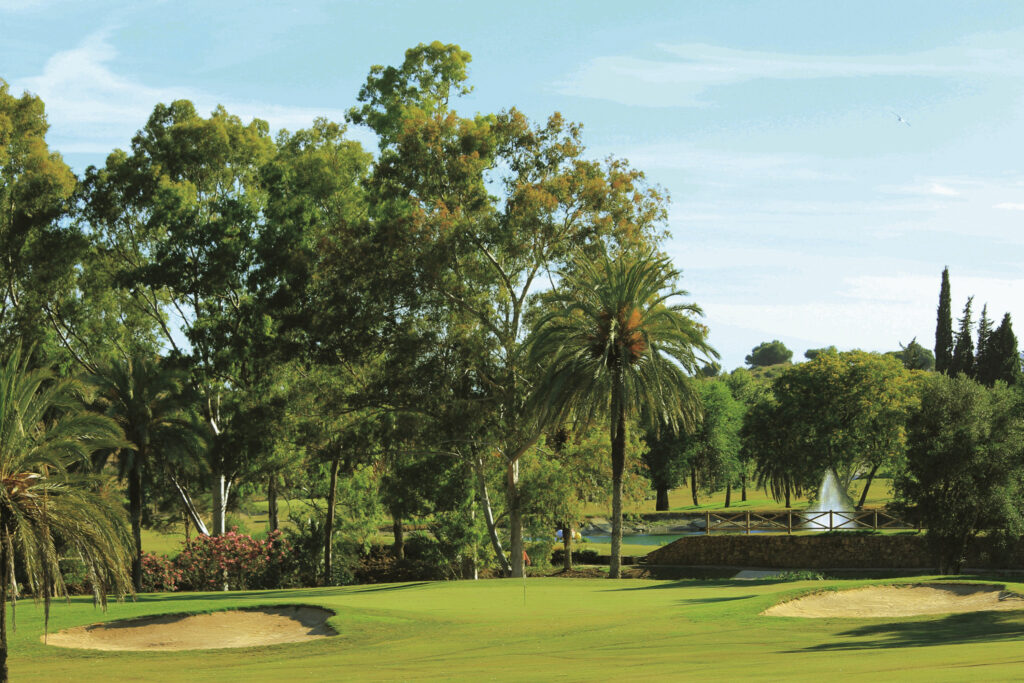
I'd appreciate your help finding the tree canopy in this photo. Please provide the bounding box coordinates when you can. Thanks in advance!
[745,340,793,367]
[896,374,1024,572]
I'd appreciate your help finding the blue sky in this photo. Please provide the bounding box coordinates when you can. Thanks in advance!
[3,0,1022,370]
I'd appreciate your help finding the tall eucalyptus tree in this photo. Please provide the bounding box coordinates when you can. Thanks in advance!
[347,43,668,577]
[82,101,274,534]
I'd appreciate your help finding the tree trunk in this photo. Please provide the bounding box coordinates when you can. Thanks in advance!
[741,473,747,502]
[392,514,405,560]
[207,414,229,537]
[170,475,209,536]
[211,472,228,536]
[267,476,279,532]
[690,467,699,507]
[464,503,479,580]
[323,456,340,586]
[784,483,791,509]
[724,482,732,508]
[129,463,143,593]
[655,485,670,511]
[474,455,511,576]
[857,464,879,510]
[561,524,573,571]
[507,459,524,578]
[609,402,627,579]
[1,517,8,683]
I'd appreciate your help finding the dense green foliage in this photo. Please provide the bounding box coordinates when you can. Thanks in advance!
[978,313,1021,386]
[896,374,1024,572]
[0,346,133,678]
[746,351,915,508]
[745,339,793,367]
[889,338,935,371]
[950,297,976,377]
[933,269,1021,385]
[89,355,206,591]
[527,248,715,576]
[1,43,1024,678]
[0,81,82,362]
[935,266,953,373]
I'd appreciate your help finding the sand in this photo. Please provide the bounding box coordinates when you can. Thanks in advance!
[764,583,1024,618]
[44,605,335,651]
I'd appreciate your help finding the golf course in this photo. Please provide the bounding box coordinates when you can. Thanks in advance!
[18,576,1024,681]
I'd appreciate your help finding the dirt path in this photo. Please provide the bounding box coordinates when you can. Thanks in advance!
[44,605,335,651]
[764,583,1024,618]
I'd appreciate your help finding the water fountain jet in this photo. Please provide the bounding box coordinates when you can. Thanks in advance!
[804,469,856,529]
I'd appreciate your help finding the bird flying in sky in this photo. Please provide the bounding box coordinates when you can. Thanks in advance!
[892,112,911,127]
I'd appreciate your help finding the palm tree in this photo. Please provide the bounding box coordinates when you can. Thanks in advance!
[90,355,206,592]
[527,249,716,578]
[0,346,133,681]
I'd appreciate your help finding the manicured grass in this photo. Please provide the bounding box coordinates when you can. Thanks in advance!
[140,528,188,557]
[19,575,1024,681]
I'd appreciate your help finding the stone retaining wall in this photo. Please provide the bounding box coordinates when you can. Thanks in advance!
[645,534,1024,570]
[646,534,929,569]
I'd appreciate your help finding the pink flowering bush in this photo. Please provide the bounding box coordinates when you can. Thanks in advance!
[140,552,182,592]
[173,528,292,591]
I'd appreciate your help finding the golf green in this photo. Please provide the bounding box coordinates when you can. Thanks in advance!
[19,576,1024,681]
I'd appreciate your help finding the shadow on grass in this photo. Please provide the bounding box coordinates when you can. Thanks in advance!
[603,579,739,591]
[133,590,305,603]
[342,582,433,594]
[678,595,758,604]
[793,610,1024,651]
[605,578,799,592]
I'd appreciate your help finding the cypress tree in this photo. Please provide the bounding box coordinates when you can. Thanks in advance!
[986,313,1021,386]
[975,304,994,384]
[950,297,975,378]
[935,267,954,373]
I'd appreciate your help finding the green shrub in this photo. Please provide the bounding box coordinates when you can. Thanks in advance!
[776,569,824,581]
[282,518,362,586]
[140,552,181,592]
[174,528,291,591]
[551,548,601,565]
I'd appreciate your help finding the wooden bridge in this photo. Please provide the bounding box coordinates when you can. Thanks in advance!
[703,509,919,534]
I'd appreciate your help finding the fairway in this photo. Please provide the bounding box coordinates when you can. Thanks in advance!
[20,577,1024,681]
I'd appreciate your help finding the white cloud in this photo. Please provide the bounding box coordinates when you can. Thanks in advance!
[14,31,357,157]
[557,31,1024,106]
[995,202,1024,210]
[927,183,960,197]
[880,180,963,197]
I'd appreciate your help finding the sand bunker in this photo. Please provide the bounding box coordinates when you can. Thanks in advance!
[764,583,1024,618]
[44,605,335,651]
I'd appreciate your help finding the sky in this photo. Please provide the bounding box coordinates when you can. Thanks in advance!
[3,0,1023,370]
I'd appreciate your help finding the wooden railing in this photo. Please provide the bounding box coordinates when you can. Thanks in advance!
[703,509,919,534]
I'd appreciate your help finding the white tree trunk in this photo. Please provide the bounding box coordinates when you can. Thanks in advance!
[507,459,524,578]
[171,475,210,536]
[211,473,230,536]
[475,455,511,575]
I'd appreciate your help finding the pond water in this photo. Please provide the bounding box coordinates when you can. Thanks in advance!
[580,530,774,546]
[581,533,696,546]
